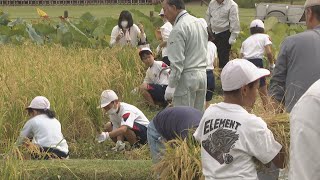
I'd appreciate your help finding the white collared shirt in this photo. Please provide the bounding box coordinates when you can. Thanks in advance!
[194,102,282,180]
[109,102,149,129]
[143,61,169,85]
[205,0,240,35]
[206,41,217,70]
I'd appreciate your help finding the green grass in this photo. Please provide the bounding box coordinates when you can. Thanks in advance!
[0,4,255,23]
[0,159,153,179]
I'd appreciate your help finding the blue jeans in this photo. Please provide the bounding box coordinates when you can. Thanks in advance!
[147,120,165,164]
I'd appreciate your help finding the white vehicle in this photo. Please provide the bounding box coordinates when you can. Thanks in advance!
[255,3,305,24]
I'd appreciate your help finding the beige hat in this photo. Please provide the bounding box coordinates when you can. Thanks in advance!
[221,59,270,91]
[98,90,118,108]
[250,19,265,29]
[305,0,320,8]
[27,96,50,110]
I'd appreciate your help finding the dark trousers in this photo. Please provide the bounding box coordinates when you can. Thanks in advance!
[213,30,231,69]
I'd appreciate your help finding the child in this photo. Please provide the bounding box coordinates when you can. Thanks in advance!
[240,19,275,108]
[194,59,284,179]
[156,8,173,66]
[97,90,149,150]
[205,31,217,109]
[138,47,170,108]
[16,96,69,159]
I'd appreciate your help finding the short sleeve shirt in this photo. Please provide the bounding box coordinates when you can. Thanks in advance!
[160,21,173,57]
[206,41,217,70]
[109,102,149,129]
[143,61,169,85]
[241,33,272,59]
[193,102,282,180]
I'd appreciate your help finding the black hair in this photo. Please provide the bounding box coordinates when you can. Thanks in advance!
[166,0,185,10]
[250,27,265,35]
[139,50,152,60]
[223,80,258,95]
[28,108,56,119]
[310,5,320,21]
[117,10,134,29]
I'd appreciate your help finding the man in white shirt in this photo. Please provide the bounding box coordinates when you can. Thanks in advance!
[206,0,240,69]
[157,8,173,66]
[289,79,320,179]
[162,0,208,111]
[194,59,284,180]
[97,90,149,150]
[138,47,170,108]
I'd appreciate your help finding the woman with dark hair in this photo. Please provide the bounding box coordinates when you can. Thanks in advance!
[16,96,69,159]
[240,19,275,109]
[110,10,146,47]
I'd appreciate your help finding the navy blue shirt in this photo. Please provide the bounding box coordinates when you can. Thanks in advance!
[152,106,203,141]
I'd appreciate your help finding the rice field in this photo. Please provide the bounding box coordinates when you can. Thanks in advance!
[0,3,297,179]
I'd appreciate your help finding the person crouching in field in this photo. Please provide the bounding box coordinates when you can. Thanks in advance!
[194,59,284,180]
[16,96,69,159]
[138,47,170,108]
[240,19,275,109]
[147,106,202,163]
[97,90,149,151]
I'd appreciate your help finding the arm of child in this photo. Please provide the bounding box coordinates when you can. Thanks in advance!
[265,45,274,65]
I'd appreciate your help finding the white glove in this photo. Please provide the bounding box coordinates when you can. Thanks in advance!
[156,45,161,54]
[164,86,176,101]
[111,140,126,151]
[269,63,275,72]
[97,132,109,143]
[228,37,236,45]
[130,87,139,94]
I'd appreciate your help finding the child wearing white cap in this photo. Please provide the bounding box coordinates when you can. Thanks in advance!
[240,19,275,109]
[138,47,170,108]
[16,96,69,159]
[194,59,284,180]
[97,90,149,150]
[156,8,172,66]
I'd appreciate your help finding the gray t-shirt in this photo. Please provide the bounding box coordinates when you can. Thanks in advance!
[153,106,202,141]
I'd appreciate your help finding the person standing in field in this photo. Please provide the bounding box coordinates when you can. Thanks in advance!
[138,47,170,108]
[240,19,275,109]
[205,0,240,70]
[194,59,284,180]
[289,79,320,180]
[162,0,208,111]
[110,10,146,47]
[205,25,217,109]
[147,106,202,164]
[97,90,149,151]
[269,0,320,113]
[156,8,173,66]
[16,96,69,159]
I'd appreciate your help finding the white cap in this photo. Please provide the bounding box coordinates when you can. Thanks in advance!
[221,59,270,91]
[98,90,118,108]
[27,96,50,110]
[305,0,320,8]
[159,8,164,16]
[250,19,265,29]
[139,47,152,56]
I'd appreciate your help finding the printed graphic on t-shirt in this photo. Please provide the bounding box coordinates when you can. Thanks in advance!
[202,118,241,165]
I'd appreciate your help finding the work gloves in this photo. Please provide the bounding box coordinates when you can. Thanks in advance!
[164,86,175,101]
[97,132,110,143]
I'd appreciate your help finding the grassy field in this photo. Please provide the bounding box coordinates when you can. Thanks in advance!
[0,4,255,22]
[0,3,300,179]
